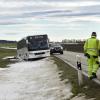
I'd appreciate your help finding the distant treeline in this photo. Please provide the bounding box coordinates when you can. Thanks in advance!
[0,40,17,43]
[62,39,85,43]
[61,43,84,53]
[61,39,85,53]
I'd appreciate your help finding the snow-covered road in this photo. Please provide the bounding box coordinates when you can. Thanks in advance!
[0,57,72,100]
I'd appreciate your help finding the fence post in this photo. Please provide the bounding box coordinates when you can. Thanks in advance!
[76,55,83,86]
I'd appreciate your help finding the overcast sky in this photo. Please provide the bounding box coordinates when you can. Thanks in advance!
[0,0,100,41]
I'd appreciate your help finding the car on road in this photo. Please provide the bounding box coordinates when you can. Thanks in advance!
[50,45,63,55]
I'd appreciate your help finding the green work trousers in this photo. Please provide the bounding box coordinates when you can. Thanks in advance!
[87,56,99,77]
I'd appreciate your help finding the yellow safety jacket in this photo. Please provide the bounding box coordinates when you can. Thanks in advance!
[84,36,100,56]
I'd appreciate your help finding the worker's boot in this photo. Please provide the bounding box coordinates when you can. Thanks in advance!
[92,72,97,79]
[89,76,93,80]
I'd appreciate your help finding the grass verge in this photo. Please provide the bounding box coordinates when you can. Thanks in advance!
[53,56,100,100]
[0,43,17,48]
[0,48,16,68]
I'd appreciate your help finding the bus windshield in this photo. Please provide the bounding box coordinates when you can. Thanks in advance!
[27,35,49,51]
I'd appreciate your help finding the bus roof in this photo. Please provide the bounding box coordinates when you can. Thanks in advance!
[17,34,48,42]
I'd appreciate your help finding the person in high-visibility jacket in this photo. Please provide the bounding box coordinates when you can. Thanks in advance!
[84,32,100,79]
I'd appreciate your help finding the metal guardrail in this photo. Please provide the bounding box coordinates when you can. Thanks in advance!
[55,55,100,85]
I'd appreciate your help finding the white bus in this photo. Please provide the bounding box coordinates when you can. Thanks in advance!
[17,34,50,60]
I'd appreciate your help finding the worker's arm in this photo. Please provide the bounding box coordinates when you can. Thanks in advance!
[84,40,90,58]
[98,40,100,56]
[84,40,88,53]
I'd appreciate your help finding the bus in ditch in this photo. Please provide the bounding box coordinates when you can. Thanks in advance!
[17,34,50,60]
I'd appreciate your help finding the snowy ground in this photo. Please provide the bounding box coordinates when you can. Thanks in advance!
[0,47,17,50]
[0,57,73,100]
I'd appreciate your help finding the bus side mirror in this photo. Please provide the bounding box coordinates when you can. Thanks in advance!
[26,40,29,44]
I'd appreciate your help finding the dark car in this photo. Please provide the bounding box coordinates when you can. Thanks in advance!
[50,45,63,55]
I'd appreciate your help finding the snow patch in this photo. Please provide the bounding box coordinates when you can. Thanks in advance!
[2,56,15,60]
[0,47,17,50]
[0,58,73,100]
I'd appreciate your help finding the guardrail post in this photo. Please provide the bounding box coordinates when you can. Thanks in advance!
[76,55,83,86]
